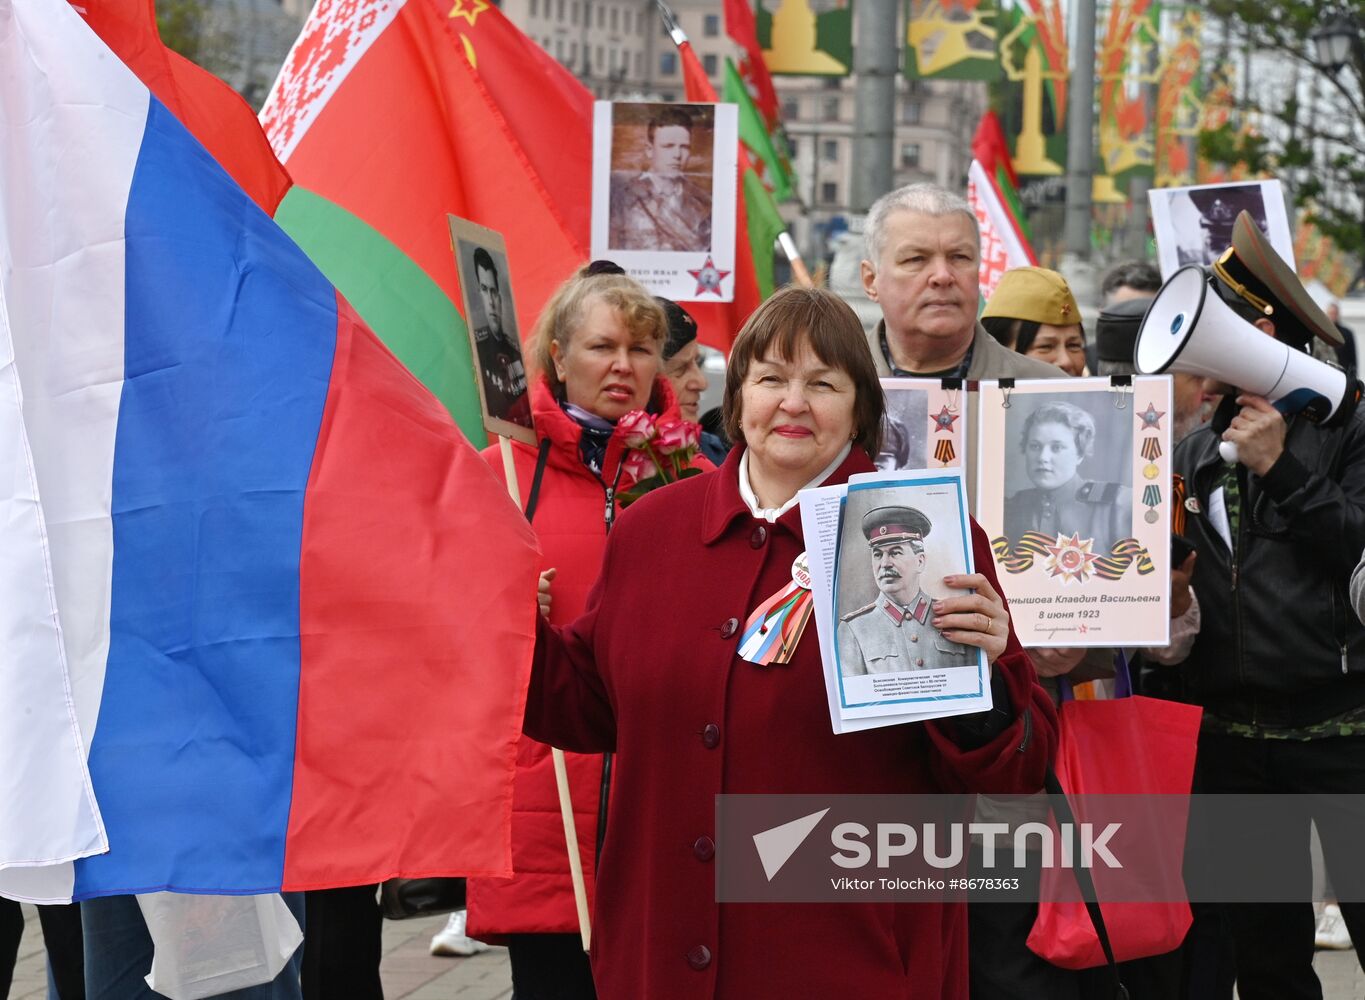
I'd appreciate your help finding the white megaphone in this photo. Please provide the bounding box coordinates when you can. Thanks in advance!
[1134,265,1361,463]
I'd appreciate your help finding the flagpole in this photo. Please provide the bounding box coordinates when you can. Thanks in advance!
[778,233,813,288]
[498,434,593,953]
[655,0,812,295]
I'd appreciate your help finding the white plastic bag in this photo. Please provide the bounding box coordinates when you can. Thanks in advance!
[137,892,303,999]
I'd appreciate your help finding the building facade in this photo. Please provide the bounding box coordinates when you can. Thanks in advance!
[497,0,987,266]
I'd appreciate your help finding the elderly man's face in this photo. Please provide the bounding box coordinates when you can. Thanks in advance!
[861,210,980,348]
[648,125,691,175]
[871,542,924,604]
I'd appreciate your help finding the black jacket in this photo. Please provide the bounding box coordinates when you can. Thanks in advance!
[1173,397,1365,725]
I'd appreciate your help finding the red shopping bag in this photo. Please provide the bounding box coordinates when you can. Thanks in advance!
[1026,655,1203,970]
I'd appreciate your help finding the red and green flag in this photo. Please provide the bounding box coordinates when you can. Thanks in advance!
[967,111,1037,298]
[723,57,793,203]
[672,26,786,304]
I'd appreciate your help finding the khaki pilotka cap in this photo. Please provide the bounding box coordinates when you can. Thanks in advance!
[1211,211,1343,348]
[980,266,1081,327]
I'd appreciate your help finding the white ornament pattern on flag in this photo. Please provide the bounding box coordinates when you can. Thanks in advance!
[259,0,405,163]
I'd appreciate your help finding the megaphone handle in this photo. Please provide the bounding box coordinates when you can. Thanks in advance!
[1218,439,1240,464]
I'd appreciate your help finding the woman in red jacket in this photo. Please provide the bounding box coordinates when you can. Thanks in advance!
[526,286,1058,999]
[466,263,707,999]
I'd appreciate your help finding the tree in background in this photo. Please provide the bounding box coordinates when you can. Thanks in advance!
[1201,0,1365,286]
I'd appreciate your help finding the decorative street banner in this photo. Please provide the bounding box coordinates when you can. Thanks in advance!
[592,101,739,301]
[998,0,1069,179]
[876,379,970,472]
[756,0,853,76]
[1095,0,1160,202]
[967,111,1038,299]
[974,378,1174,648]
[1155,8,1202,189]
[904,0,1001,80]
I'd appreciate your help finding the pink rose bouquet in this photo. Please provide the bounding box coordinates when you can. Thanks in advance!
[615,410,703,507]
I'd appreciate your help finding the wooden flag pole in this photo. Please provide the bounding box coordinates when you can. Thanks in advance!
[498,434,593,952]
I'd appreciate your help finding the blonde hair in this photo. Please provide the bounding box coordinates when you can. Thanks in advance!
[532,266,668,397]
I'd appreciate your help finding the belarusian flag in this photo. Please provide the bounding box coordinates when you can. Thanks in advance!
[723,57,793,203]
[260,0,590,440]
[968,111,1038,299]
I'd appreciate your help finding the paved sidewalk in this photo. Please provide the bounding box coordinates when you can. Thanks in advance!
[8,905,1363,998]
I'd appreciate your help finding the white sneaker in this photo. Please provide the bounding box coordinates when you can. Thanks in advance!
[1315,903,1353,950]
[430,909,490,957]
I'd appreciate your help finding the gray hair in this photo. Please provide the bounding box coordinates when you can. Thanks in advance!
[863,183,980,268]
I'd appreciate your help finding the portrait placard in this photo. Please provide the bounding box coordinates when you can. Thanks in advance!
[448,215,535,446]
[590,101,738,302]
[877,378,968,472]
[1149,179,1293,279]
[974,377,1174,647]
[802,469,990,731]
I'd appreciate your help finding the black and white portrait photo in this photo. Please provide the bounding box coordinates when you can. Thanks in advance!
[1149,180,1294,279]
[834,483,977,678]
[875,387,930,472]
[1001,394,1133,554]
[449,216,535,444]
[608,103,714,253]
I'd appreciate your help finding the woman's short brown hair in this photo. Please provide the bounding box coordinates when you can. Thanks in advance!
[532,265,668,398]
[722,286,884,457]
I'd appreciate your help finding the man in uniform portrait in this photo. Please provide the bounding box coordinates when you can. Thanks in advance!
[837,505,975,676]
[608,106,712,253]
[471,247,531,428]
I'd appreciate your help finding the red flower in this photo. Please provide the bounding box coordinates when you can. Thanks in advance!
[654,417,700,456]
[622,448,658,484]
[618,409,656,449]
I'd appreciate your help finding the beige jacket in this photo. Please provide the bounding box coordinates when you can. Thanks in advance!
[866,319,1066,380]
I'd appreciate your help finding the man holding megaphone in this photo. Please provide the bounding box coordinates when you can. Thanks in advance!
[1136,212,1365,997]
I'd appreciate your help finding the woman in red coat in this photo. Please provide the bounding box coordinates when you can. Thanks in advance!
[467,263,707,999]
[526,287,1059,999]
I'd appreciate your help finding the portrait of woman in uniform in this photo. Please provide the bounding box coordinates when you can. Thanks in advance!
[1001,396,1133,553]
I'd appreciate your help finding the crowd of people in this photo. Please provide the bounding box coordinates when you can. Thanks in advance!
[5,180,1364,1000]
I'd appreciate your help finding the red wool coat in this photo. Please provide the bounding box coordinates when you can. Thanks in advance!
[467,374,707,937]
[526,446,1058,998]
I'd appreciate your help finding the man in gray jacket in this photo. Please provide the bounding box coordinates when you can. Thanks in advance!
[860,183,1062,381]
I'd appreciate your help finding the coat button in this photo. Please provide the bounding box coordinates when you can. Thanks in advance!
[915,657,924,667]
[749,524,767,548]
[693,836,715,862]
[701,724,721,748]
[720,617,739,638]
[687,944,712,970]
[910,633,919,643]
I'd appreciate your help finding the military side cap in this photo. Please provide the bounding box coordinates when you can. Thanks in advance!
[1211,211,1343,348]
[656,296,698,360]
[862,506,931,548]
[981,267,1080,327]
[1096,296,1154,363]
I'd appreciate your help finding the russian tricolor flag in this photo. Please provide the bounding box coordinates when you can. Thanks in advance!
[0,0,539,903]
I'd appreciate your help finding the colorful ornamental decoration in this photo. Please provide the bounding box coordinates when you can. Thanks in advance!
[1045,531,1100,584]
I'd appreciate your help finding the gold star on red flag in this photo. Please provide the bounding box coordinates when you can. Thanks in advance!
[448,0,489,26]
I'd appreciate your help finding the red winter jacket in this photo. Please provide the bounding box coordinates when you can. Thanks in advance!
[525,446,1058,998]
[466,374,709,937]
